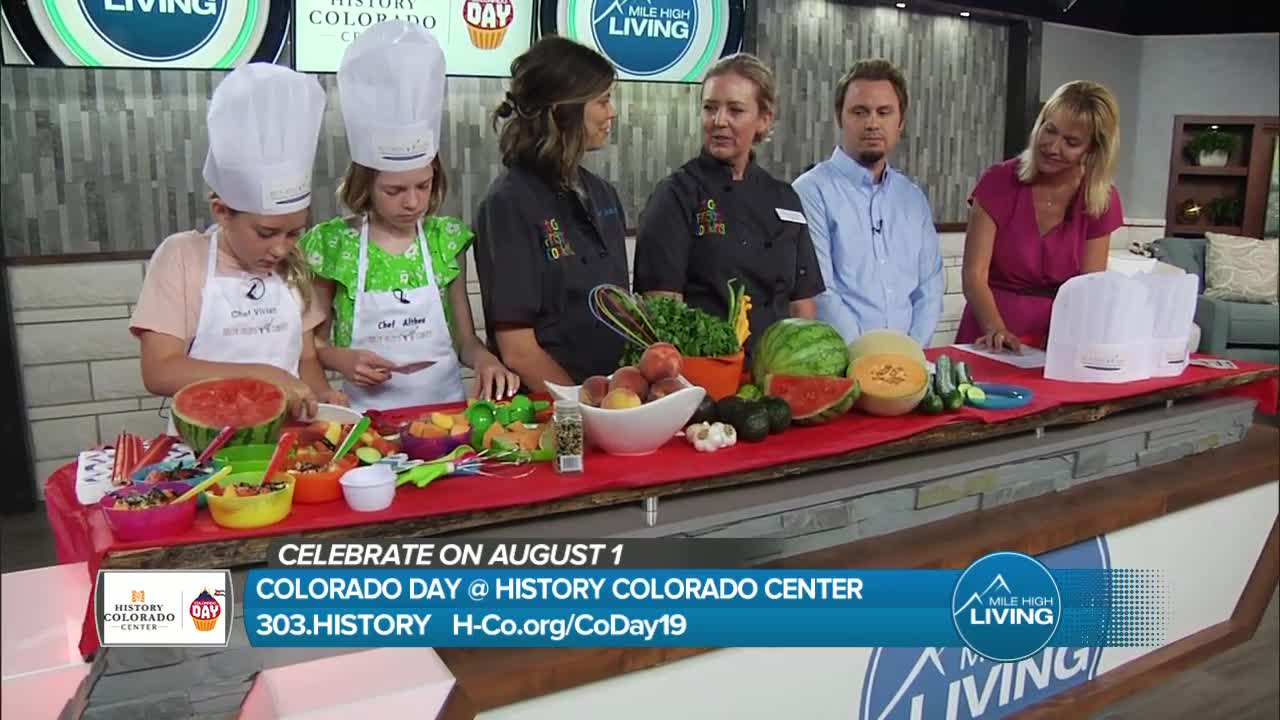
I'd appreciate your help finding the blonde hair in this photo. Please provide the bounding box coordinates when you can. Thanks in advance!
[338,155,448,218]
[704,52,777,142]
[1017,80,1120,218]
[208,192,313,312]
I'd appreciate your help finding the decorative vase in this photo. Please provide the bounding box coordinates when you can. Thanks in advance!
[1198,150,1228,167]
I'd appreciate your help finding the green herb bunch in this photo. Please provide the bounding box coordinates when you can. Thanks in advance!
[620,295,740,366]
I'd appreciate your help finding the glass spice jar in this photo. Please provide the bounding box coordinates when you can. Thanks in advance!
[552,399,585,474]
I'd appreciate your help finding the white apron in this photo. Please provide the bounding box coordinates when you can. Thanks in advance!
[167,228,304,434]
[343,218,464,413]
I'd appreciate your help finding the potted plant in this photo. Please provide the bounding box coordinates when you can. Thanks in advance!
[1208,196,1243,226]
[1186,130,1235,167]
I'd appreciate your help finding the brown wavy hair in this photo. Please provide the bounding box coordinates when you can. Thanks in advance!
[338,155,448,218]
[491,35,615,188]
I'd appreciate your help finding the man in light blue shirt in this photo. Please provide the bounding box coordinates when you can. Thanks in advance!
[793,59,944,347]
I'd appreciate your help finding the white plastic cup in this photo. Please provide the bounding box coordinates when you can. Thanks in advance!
[339,464,396,512]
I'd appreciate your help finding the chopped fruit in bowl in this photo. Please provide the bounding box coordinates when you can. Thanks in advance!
[285,450,359,504]
[400,416,469,461]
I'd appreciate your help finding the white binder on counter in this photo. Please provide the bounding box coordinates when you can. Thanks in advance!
[1044,272,1154,384]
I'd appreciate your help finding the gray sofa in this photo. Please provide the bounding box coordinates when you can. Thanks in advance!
[1153,237,1280,364]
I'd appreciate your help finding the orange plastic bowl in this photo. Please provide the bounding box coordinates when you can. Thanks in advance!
[287,452,359,504]
[680,351,745,401]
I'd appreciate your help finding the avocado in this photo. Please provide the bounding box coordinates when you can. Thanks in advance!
[734,405,772,443]
[760,396,792,433]
[690,395,718,425]
[716,396,750,427]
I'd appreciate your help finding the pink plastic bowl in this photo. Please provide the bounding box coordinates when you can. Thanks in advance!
[99,481,198,542]
[399,431,463,462]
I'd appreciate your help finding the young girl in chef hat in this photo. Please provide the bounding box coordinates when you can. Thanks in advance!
[301,21,518,413]
[131,63,346,424]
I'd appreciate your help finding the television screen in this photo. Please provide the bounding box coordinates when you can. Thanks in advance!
[1,0,291,69]
[539,0,748,84]
[292,0,537,76]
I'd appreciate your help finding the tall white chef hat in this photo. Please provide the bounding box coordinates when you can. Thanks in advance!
[202,63,326,216]
[338,21,447,172]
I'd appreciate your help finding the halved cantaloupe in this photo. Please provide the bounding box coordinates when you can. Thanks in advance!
[847,329,928,369]
[849,353,930,416]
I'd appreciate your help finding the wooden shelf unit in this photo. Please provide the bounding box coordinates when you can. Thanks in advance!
[1165,114,1279,237]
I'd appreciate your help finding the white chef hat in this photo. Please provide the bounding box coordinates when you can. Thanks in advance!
[338,21,447,172]
[202,63,326,215]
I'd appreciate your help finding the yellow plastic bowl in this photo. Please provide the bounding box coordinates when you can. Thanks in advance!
[204,471,295,529]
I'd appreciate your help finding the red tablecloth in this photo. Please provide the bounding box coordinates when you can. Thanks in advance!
[44,350,1278,659]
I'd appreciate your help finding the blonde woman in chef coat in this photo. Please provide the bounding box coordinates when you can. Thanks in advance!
[302,21,518,413]
[130,63,347,423]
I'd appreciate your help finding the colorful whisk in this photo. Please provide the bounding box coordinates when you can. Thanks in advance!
[395,445,537,488]
[588,284,660,350]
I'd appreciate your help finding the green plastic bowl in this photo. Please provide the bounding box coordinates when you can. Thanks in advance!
[213,444,275,473]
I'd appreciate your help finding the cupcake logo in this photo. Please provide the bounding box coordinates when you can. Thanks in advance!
[189,589,223,632]
[463,0,515,50]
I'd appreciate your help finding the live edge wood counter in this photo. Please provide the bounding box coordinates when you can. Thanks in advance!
[98,367,1277,571]
[435,425,1280,718]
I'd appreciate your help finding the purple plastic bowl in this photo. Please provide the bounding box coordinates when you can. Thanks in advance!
[399,430,463,462]
[100,481,198,542]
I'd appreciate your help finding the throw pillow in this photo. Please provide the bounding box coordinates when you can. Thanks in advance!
[1203,232,1279,304]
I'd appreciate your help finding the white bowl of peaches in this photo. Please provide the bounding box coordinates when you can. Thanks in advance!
[546,343,706,456]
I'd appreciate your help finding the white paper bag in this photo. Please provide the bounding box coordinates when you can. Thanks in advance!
[1045,271,1154,384]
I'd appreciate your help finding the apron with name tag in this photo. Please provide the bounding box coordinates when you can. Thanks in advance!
[343,218,464,413]
[168,228,304,434]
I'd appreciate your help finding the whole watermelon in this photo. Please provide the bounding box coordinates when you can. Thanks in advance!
[752,319,850,387]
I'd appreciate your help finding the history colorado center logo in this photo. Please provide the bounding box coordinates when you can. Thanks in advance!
[861,539,1110,720]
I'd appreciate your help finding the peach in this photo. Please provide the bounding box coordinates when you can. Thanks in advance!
[647,377,685,402]
[609,366,649,399]
[601,388,643,410]
[639,342,683,383]
[579,375,611,407]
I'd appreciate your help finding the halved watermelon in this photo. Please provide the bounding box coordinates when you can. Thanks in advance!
[762,374,860,425]
[172,377,287,454]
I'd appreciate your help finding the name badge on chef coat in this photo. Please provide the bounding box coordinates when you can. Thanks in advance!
[776,208,808,224]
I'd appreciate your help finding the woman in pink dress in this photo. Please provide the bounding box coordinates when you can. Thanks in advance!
[956,81,1124,351]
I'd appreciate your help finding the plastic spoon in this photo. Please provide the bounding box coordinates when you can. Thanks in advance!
[174,466,232,504]
[331,417,371,465]
[196,426,237,465]
[262,431,298,484]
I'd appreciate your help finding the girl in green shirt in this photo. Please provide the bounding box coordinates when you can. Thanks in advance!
[302,154,519,411]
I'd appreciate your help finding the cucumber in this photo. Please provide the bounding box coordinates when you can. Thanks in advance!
[935,355,956,397]
[355,447,382,465]
[964,385,987,404]
[954,361,973,388]
[918,386,944,415]
[944,389,965,411]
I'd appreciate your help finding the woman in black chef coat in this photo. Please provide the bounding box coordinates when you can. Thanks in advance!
[473,36,629,391]
[634,53,824,363]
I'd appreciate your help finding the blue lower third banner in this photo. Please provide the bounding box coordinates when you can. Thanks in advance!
[243,561,1167,659]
